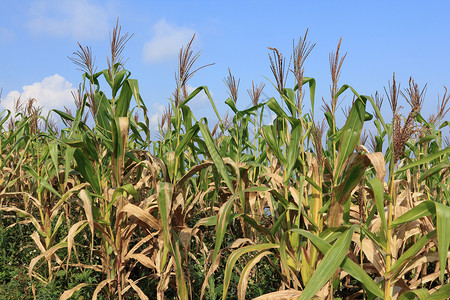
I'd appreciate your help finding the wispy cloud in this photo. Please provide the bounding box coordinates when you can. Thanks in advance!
[142,19,196,63]
[149,102,166,130]
[1,74,75,115]
[26,0,110,40]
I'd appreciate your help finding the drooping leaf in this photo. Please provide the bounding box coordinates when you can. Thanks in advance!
[222,243,279,299]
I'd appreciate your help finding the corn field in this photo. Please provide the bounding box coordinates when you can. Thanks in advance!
[1,23,449,300]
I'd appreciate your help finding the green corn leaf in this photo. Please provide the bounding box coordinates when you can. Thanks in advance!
[172,235,189,300]
[335,154,371,204]
[240,214,273,242]
[334,96,367,179]
[391,201,436,228]
[48,140,59,175]
[305,175,322,192]
[107,184,139,214]
[157,182,173,271]
[302,77,316,116]
[428,282,450,300]
[115,79,132,118]
[198,121,233,191]
[396,147,450,173]
[283,88,296,117]
[111,69,128,97]
[180,86,222,122]
[102,69,112,88]
[225,98,238,113]
[82,132,100,162]
[397,289,430,300]
[367,177,387,240]
[289,228,383,298]
[435,202,450,283]
[419,162,449,183]
[237,250,275,300]
[64,146,75,190]
[158,182,173,242]
[40,181,62,198]
[324,111,335,133]
[438,120,449,129]
[298,226,355,300]
[95,92,113,136]
[390,200,450,282]
[181,104,195,130]
[285,120,301,183]
[175,123,199,157]
[266,97,288,119]
[195,215,217,227]
[52,109,75,122]
[210,195,235,271]
[279,233,292,283]
[418,134,438,144]
[210,187,271,276]
[222,243,279,299]
[236,102,266,120]
[73,148,101,194]
[261,125,287,166]
[270,210,287,236]
[0,109,11,128]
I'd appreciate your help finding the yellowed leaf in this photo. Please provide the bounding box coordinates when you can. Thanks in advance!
[252,289,302,300]
[60,283,89,300]
[120,203,160,230]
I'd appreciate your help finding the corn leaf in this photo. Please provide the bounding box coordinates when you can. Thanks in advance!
[198,121,234,191]
[73,148,101,194]
[396,147,450,173]
[289,228,383,299]
[390,201,436,228]
[298,226,354,300]
[435,202,450,282]
[367,177,387,240]
[334,95,367,179]
[222,243,279,299]
[397,289,429,300]
[428,282,450,300]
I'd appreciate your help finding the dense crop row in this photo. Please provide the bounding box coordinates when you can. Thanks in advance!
[1,23,449,299]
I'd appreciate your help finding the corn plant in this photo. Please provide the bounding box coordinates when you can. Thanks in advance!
[1,23,449,300]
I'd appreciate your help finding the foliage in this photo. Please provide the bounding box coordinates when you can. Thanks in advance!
[1,22,449,300]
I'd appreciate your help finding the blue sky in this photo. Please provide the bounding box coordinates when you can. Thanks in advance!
[1,0,450,134]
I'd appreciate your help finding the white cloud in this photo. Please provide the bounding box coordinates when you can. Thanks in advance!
[27,0,110,40]
[143,19,196,63]
[149,102,166,130]
[1,74,75,116]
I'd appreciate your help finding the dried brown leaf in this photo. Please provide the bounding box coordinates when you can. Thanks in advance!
[252,289,302,300]
[60,283,89,300]
[119,203,160,230]
[93,278,114,300]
